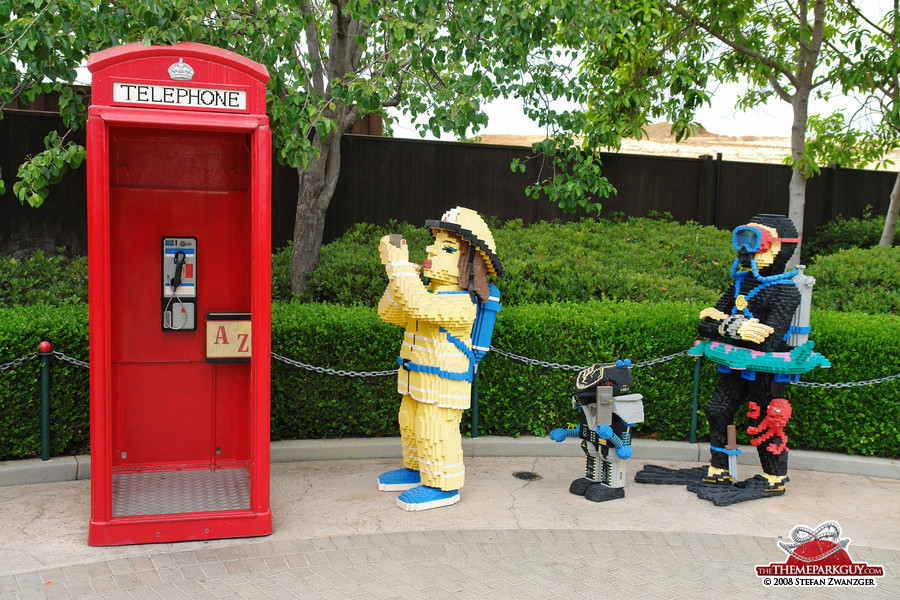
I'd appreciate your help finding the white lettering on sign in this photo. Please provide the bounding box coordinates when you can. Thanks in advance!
[113,82,247,110]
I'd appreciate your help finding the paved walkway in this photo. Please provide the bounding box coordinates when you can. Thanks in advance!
[0,446,897,599]
[7,528,887,600]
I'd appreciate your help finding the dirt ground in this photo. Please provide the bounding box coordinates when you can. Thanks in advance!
[476,122,900,171]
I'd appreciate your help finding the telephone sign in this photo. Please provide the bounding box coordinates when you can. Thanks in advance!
[112,82,247,110]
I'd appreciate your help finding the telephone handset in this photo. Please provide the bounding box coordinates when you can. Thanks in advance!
[170,250,186,292]
[162,237,197,331]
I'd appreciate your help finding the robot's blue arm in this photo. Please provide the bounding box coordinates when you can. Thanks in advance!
[550,424,632,459]
[597,424,633,460]
[549,425,580,442]
[551,422,634,460]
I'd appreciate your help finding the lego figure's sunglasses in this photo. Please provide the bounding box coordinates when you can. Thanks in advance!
[732,226,800,253]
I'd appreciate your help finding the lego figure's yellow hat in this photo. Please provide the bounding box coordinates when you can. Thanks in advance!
[425,207,504,277]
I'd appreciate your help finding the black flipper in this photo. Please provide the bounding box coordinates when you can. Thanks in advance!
[633,464,709,485]
[693,474,789,506]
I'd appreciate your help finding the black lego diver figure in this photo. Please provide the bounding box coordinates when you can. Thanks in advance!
[636,214,804,505]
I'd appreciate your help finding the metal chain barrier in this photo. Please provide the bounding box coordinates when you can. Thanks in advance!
[632,350,690,368]
[790,371,900,388]
[271,352,397,378]
[0,352,37,371]
[488,346,587,371]
[488,345,900,388]
[52,351,90,369]
[488,346,689,371]
[6,346,900,388]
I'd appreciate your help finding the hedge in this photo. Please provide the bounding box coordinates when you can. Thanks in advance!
[6,217,900,316]
[0,304,90,459]
[2,301,899,460]
[804,209,899,258]
[805,245,900,314]
[0,251,88,308]
[283,217,900,316]
[282,217,736,306]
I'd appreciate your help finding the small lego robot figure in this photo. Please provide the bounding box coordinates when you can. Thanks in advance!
[635,214,828,505]
[376,207,503,510]
[550,360,644,502]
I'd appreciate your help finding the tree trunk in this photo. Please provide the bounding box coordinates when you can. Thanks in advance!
[289,180,330,295]
[880,170,900,246]
[787,85,811,269]
[287,4,360,296]
[787,166,807,267]
[290,127,344,295]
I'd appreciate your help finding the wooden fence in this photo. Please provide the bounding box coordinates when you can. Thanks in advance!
[2,110,896,258]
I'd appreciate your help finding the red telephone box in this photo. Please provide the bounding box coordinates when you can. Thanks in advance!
[86,42,272,545]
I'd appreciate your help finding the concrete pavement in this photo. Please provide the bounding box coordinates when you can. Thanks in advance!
[0,437,897,599]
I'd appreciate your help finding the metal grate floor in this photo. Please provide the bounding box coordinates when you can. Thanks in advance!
[112,468,250,517]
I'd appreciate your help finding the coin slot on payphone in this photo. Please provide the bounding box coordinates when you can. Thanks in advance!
[162,236,197,331]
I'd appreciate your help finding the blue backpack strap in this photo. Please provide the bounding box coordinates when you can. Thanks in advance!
[397,357,473,382]
[441,328,474,361]
[396,284,502,383]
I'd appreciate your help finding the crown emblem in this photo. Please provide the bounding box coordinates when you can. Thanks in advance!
[168,59,194,81]
[778,521,850,563]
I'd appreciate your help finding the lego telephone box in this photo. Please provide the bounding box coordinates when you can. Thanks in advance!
[86,42,272,545]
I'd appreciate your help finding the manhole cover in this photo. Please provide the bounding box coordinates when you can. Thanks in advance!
[513,471,542,481]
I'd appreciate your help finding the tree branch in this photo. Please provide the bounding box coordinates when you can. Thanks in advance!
[379,57,412,109]
[767,73,793,103]
[798,0,826,86]
[344,18,368,74]
[328,0,351,83]
[839,0,890,37]
[663,0,798,88]
[300,1,326,97]
[0,80,34,113]
[1,2,52,57]
[380,93,402,109]
[341,105,361,131]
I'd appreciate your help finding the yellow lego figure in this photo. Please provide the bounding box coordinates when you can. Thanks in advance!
[377,207,503,511]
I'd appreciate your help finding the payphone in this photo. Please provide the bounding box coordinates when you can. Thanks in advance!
[162,236,197,331]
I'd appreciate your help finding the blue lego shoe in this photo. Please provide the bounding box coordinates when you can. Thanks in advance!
[378,468,420,491]
[396,485,460,511]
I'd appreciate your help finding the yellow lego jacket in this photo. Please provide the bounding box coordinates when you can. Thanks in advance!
[378,260,476,410]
